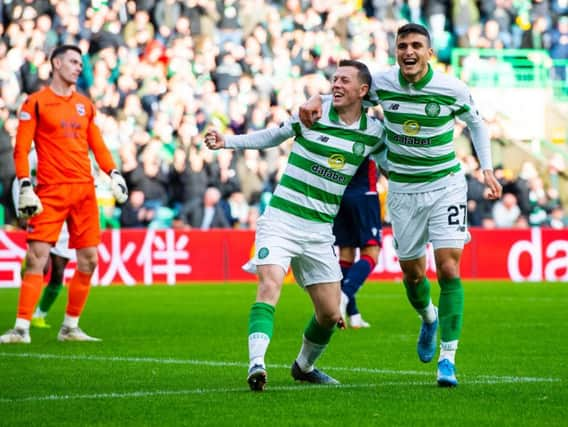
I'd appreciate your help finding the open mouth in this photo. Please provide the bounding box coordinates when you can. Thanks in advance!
[402,58,417,66]
[333,92,344,100]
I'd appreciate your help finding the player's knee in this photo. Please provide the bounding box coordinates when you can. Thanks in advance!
[318,310,342,329]
[25,252,50,273]
[77,253,98,274]
[361,246,379,264]
[402,270,426,287]
[436,259,460,281]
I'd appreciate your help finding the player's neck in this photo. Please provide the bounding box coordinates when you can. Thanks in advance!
[336,104,362,126]
[49,78,74,97]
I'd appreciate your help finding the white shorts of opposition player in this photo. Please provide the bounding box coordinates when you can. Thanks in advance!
[243,207,342,288]
[387,178,468,261]
[52,222,76,260]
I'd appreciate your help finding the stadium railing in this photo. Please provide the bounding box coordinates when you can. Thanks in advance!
[450,49,567,101]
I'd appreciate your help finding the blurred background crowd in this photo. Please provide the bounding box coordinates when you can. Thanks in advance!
[0,0,566,231]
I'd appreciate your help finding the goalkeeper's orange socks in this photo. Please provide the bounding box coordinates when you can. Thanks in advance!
[66,270,93,317]
[16,273,44,327]
[248,302,275,369]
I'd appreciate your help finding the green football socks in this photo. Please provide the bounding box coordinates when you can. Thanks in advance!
[438,277,464,342]
[248,302,276,368]
[404,277,431,310]
[38,283,63,313]
[303,314,334,345]
[296,315,335,372]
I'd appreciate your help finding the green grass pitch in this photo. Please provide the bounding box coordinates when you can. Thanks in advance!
[0,281,567,426]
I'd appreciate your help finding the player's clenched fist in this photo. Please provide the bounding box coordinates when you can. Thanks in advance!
[204,129,225,150]
[18,179,43,219]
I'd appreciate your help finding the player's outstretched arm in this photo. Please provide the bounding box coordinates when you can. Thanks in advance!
[205,125,294,151]
[483,170,502,200]
[298,95,323,128]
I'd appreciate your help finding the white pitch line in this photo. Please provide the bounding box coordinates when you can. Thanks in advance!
[0,352,429,376]
[2,384,376,403]
[0,352,561,385]
[0,376,563,404]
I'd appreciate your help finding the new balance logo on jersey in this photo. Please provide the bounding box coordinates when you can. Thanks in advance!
[390,104,400,111]
[318,136,330,142]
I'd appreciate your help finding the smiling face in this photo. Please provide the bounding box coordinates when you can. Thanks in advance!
[331,65,369,109]
[396,32,432,83]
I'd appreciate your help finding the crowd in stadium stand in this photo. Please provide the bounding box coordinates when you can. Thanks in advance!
[0,0,566,230]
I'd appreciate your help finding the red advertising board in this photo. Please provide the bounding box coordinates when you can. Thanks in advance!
[0,227,566,287]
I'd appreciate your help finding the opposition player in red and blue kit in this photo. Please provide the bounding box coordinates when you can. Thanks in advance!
[335,152,385,329]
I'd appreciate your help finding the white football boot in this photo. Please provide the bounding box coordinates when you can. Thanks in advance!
[58,326,101,342]
[0,328,31,344]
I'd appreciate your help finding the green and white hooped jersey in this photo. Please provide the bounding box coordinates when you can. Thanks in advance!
[225,100,385,224]
[367,64,487,193]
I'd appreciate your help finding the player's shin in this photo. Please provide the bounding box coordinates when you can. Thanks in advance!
[295,315,334,372]
[343,255,375,315]
[37,282,63,314]
[17,273,44,324]
[248,302,275,368]
[65,270,93,325]
[438,277,464,363]
[404,277,437,323]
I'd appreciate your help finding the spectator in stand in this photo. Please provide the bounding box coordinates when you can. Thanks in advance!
[0,0,566,231]
[548,204,568,228]
[120,189,154,228]
[235,149,267,206]
[478,19,512,48]
[208,148,241,202]
[123,9,155,54]
[527,175,549,226]
[549,16,568,83]
[184,186,231,229]
[467,167,495,226]
[551,0,568,17]
[493,193,521,227]
[169,146,210,224]
[153,0,183,43]
[128,141,169,215]
[521,16,551,48]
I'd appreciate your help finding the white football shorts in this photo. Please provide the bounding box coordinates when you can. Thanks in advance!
[51,222,76,260]
[245,207,342,288]
[387,177,468,261]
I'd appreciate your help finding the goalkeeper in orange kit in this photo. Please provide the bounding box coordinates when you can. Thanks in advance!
[0,44,128,344]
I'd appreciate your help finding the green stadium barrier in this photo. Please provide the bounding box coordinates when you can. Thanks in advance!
[451,49,567,102]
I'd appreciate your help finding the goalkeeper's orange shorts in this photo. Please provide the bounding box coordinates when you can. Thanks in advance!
[27,183,101,249]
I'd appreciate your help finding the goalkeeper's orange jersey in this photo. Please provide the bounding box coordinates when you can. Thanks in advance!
[13,86,116,184]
